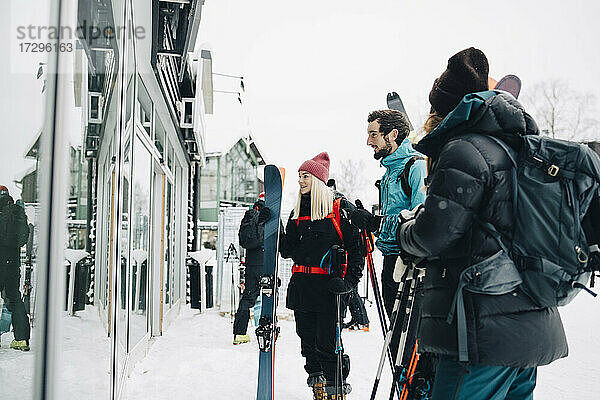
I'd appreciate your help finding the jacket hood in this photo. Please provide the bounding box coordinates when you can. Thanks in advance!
[415,90,539,159]
[253,199,265,210]
[0,193,13,210]
[381,138,423,170]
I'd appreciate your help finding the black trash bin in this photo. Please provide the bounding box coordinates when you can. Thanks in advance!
[205,265,214,309]
[188,258,201,309]
[65,257,91,312]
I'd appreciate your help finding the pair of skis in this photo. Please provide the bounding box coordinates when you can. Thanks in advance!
[256,165,284,400]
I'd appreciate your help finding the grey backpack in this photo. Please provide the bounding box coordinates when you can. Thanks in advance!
[485,135,600,307]
[448,134,600,362]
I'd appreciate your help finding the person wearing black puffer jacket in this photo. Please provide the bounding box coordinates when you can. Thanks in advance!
[395,48,568,399]
[0,185,31,351]
[279,152,364,400]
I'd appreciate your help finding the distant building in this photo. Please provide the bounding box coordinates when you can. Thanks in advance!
[199,135,265,222]
[197,134,265,249]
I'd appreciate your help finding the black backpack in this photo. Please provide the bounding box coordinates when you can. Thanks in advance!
[398,155,425,202]
[482,135,600,307]
[0,197,29,248]
[448,134,600,363]
[238,209,264,250]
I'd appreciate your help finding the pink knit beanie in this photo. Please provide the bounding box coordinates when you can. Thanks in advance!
[298,152,330,183]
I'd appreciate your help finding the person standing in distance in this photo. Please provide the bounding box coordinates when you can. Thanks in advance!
[233,192,270,345]
[0,185,31,351]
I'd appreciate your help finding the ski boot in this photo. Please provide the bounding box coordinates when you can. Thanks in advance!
[307,372,327,400]
[342,319,356,330]
[324,382,352,399]
[347,322,369,332]
[233,334,251,345]
[10,339,30,351]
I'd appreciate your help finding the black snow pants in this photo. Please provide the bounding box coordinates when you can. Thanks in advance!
[344,287,369,326]
[233,264,261,335]
[294,310,350,383]
[0,265,30,341]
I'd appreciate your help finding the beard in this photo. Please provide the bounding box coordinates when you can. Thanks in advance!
[373,142,394,160]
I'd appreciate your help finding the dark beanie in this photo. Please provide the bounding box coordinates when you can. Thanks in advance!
[429,47,489,117]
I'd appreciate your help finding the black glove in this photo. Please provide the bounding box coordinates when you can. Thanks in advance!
[258,206,271,223]
[349,208,382,233]
[328,277,354,295]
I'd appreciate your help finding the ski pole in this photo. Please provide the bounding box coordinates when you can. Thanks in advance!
[330,245,346,399]
[370,270,410,400]
[400,339,420,400]
[389,266,420,400]
[362,230,396,376]
[335,293,344,399]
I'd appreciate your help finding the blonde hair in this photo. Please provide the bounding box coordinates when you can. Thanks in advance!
[292,174,334,221]
[423,111,443,135]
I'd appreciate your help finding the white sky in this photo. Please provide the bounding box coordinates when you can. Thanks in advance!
[1,0,600,206]
[198,0,600,207]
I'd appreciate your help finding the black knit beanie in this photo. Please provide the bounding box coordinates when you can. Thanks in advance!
[429,47,489,117]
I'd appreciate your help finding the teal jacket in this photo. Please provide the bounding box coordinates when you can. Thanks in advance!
[376,138,427,256]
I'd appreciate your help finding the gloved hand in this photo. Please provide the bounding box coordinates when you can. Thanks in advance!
[392,256,409,283]
[328,277,355,295]
[258,206,271,223]
[349,207,382,233]
[393,253,427,282]
[398,204,423,226]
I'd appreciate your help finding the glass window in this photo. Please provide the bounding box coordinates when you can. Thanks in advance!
[130,138,151,346]
[171,164,182,303]
[0,2,53,398]
[138,77,153,138]
[163,181,173,312]
[155,118,166,161]
[167,142,174,171]
[118,139,131,377]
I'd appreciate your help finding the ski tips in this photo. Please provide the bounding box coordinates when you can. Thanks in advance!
[386,91,414,131]
[490,74,522,99]
[278,167,285,185]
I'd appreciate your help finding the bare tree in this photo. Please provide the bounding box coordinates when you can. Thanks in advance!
[331,159,371,204]
[523,79,599,141]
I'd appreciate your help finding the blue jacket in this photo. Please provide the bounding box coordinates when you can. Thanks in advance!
[376,138,427,255]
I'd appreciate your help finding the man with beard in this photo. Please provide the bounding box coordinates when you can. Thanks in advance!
[350,110,429,393]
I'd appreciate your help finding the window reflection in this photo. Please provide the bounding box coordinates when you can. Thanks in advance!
[130,139,150,346]
[2,0,205,398]
[163,181,173,314]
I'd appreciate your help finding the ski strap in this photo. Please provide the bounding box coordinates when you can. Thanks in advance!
[399,156,424,202]
[295,198,344,241]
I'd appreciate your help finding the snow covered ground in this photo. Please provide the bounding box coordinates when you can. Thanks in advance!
[124,293,600,400]
[1,292,597,399]
[0,306,111,400]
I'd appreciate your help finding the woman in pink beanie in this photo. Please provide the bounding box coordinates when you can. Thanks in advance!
[279,152,364,399]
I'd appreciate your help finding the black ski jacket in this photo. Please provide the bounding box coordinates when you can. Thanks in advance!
[0,194,29,268]
[238,200,266,266]
[280,194,364,314]
[397,91,568,368]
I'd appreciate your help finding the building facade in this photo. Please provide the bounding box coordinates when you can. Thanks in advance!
[0,1,209,399]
